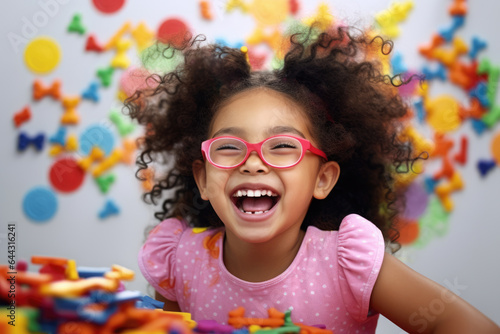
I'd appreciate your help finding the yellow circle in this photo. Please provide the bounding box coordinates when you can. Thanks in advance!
[250,0,289,26]
[491,132,500,164]
[24,37,61,74]
[426,95,461,133]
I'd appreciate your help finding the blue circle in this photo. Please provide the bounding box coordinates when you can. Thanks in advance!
[79,124,115,156]
[23,186,58,223]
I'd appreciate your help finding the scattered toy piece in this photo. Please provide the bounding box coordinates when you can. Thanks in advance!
[120,138,136,165]
[200,0,213,20]
[432,37,468,67]
[438,15,465,42]
[434,171,464,212]
[49,157,86,193]
[68,13,86,35]
[433,156,454,181]
[449,0,467,16]
[469,36,487,59]
[82,81,100,102]
[111,38,133,69]
[98,199,120,219]
[18,132,45,152]
[92,149,123,177]
[453,136,468,165]
[85,34,105,52]
[482,105,500,128]
[78,146,106,171]
[422,63,446,81]
[477,159,496,177]
[109,109,135,137]
[419,33,446,59]
[13,106,31,127]
[478,58,500,107]
[97,66,115,87]
[95,174,116,193]
[24,36,62,74]
[23,186,58,222]
[66,134,79,151]
[469,81,490,108]
[131,22,155,51]
[33,79,62,101]
[50,127,67,146]
[374,0,414,38]
[61,96,81,125]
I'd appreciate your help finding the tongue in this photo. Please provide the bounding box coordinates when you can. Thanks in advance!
[241,197,273,212]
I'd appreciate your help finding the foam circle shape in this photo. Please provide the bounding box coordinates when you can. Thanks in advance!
[402,182,429,220]
[426,95,461,133]
[24,37,61,74]
[49,157,86,193]
[23,186,58,222]
[249,0,289,25]
[157,18,190,48]
[92,0,126,14]
[80,124,115,156]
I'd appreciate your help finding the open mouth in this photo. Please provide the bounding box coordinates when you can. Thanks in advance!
[231,189,280,215]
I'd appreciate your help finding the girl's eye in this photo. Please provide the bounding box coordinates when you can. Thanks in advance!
[215,144,241,151]
[271,142,298,150]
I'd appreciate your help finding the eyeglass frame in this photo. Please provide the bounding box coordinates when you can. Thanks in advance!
[201,135,328,169]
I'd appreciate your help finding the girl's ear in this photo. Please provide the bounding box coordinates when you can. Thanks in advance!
[313,161,340,200]
[192,160,209,201]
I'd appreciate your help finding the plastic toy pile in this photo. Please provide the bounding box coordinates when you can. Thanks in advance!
[1,257,333,334]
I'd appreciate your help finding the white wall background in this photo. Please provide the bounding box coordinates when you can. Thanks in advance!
[0,0,499,332]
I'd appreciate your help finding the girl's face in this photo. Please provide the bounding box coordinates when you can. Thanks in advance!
[193,88,339,246]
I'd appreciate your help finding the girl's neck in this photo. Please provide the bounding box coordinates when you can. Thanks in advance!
[222,228,306,283]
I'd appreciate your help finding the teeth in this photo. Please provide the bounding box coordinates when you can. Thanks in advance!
[239,208,270,214]
[232,189,278,197]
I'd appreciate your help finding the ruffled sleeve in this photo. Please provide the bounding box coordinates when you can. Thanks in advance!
[337,214,385,322]
[138,218,187,301]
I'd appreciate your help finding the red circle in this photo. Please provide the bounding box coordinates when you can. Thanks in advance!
[92,0,126,14]
[49,157,85,193]
[157,18,190,47]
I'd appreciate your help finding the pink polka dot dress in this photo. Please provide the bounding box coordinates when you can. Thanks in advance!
[138,214,385,333]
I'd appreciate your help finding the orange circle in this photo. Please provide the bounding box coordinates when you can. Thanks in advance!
[491,131,500,164]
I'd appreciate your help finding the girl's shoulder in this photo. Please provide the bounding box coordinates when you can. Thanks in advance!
[138,218,224,300]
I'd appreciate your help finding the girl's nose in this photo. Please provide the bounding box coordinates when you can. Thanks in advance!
[239,151,269,174]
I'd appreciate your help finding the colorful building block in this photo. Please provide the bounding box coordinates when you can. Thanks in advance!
[13,106,31,127]
[33,79,62,100]
[18,132,45,151]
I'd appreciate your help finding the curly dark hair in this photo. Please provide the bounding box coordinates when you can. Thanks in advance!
[124,26,421,247]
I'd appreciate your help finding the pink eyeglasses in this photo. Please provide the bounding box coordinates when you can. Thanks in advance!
[201,135,327,169]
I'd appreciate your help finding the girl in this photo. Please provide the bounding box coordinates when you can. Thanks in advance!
[128,27,500,333]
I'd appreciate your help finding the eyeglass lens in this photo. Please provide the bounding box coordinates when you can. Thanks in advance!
[208,137,303,167]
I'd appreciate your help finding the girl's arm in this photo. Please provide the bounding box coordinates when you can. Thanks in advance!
[370,253,500,333]
[155,290,181,312]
